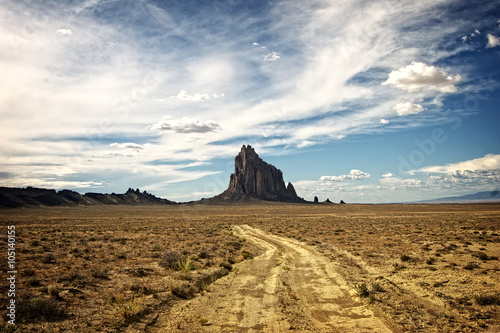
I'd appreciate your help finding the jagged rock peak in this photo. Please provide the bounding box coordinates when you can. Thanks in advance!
[222,145,303,202]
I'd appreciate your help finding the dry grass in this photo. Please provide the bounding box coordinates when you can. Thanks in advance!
[0,203,499,332]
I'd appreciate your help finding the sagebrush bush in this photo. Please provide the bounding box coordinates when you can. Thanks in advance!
[356,283,369,297]
[160,251,184,269]
[17,296,67,321]
[475,294,500,306]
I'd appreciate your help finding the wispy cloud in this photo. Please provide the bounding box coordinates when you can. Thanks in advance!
[56,28,73,36]
[417,154,500,173]
[263,51,280,62]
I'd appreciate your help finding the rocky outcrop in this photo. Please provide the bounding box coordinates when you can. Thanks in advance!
[212,145,304,203]
[0,187,175,208]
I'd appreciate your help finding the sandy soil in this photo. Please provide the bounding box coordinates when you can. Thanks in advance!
[1,204,499,332]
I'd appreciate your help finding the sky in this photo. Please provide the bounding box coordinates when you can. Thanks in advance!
[1,0,499,203]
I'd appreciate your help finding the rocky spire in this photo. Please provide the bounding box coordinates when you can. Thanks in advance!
[221,145,303,202]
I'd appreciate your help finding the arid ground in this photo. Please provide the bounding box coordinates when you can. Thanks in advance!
[1,203,499,332]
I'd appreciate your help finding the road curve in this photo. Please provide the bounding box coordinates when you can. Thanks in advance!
[149,225,393,332]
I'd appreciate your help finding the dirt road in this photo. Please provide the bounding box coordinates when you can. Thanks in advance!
[149,225,394,332]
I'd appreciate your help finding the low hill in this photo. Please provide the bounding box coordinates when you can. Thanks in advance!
[0,187,176,208]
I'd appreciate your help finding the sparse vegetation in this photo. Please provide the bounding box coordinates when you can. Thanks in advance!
[400,254,412,262]
[42,253,56,264]
[475,293,500,306]
[1,204,499,332]
[356,283,370,297]
[160,251,185,270]
[17,296,68,321]
[112,296,146,318]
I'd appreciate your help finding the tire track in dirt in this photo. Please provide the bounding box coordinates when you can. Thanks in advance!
[149,225,393,332]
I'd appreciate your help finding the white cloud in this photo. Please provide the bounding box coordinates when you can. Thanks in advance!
[109,142,153,151]
[150,116,221,133]
[382,172,396,178]
[486,34,500,48]
[380,119,390,124]
[166,90,225,102]
[417,154,500,173]
[263,51,280,62]
[172,90,209,102]
[382,61,461,93]
[252,42,260,46]
[56,28,73,36]
[393,101,424,116]
[320,169,371,181]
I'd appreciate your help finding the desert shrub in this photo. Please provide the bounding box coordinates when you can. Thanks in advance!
[26,276,41,287]
[48,284,61,298]
[241,251,252,259]
[475,294,500,305]
[91,267,109,279]
[463,262,480,270]
[220,261,232,271]
[171,282,197,299]
[160,251,184,269]
[371,282,385,292]
[116,253,127,259]
[129,284,150,295]
[113,296,146,318]
[17,297,67,321]
[474,252,498,261]
[178,257,193,272]
[0,322,16,333]
[227,241,243,250]
[356,283,370,297]
[42,253,56,264]
[198,248,210,259]
[426,257,436,265]
[151,243,162,252]
[197,315,209,326]
[400,254,412,262]
[20,268,35,276]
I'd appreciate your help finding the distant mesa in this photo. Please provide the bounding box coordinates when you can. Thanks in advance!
[202,145,305,203]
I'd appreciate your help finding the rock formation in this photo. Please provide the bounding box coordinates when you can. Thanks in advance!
[213,145,304,202]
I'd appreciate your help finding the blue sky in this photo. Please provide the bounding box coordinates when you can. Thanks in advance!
[1,0,499,203]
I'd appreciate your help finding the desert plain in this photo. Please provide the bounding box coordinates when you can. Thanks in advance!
[1,203,499,332]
